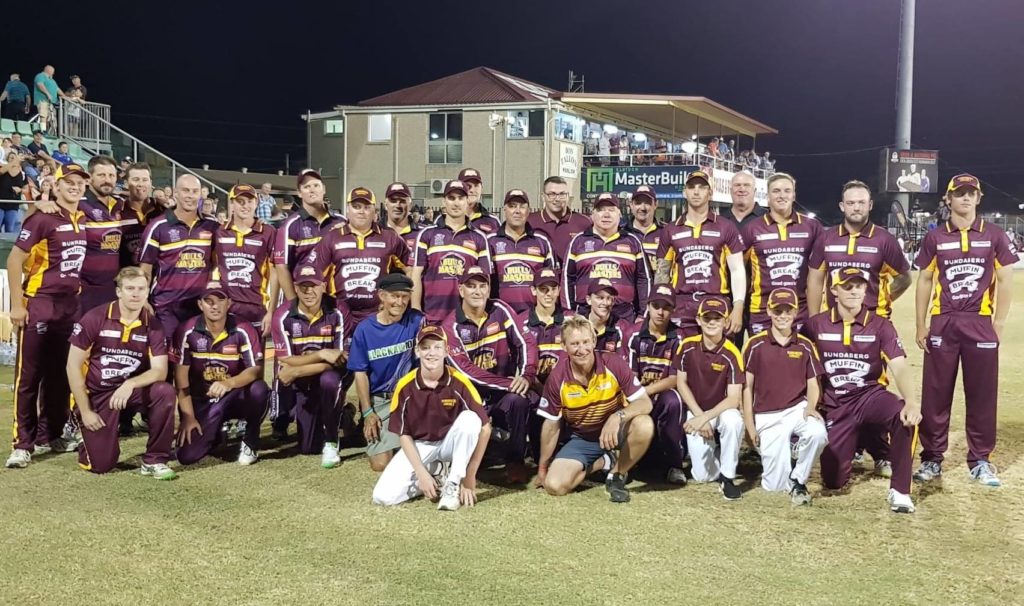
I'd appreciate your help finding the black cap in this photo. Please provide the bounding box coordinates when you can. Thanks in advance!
[379,273,414,292]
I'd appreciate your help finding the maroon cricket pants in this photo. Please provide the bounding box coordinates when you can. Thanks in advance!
[177,380,270,464]
[287,369,343,455]
[920,313,1000,468]
[12,295,78,451]
[77,382,176,474]
[820,387,914,494]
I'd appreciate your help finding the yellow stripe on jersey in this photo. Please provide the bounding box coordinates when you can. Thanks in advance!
[748,251,763,312]
[570,250,639,264]
[158,238,213,252]
[462,331,507,351]
[450,368,484,406]
[22,240,49,296]
[390,370,419,413]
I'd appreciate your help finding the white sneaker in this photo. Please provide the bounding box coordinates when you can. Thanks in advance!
[874,460,893,478]
[969,461,1001,487]
[140,463,177,480]
[321,442,341,469]
[5,448,31,468]
[437,481,460,511]
[913,460,942,483]
[887,488,915,513]
[238,442,258,466]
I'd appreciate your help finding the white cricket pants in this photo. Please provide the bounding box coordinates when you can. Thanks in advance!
[755,401,828,492]
[686,408,744,482]
[372,411,482,506]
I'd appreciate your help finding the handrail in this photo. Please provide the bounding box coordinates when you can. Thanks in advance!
[56,99,229,197]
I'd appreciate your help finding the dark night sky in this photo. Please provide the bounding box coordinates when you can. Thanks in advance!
[4,0,1023,223]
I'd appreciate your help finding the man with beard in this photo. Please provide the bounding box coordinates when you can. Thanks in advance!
[488,189,555,314]
[528,176,591,267]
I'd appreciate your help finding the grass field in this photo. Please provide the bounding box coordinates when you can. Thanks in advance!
[1,277,1023,606]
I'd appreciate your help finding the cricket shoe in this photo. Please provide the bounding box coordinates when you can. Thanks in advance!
[790,481,812,506]
[665,467,688,485]
[606,472,631,503]
[887,489,915,514]
[969,461,1001,487]
[720,476,742,501]
[437,480,461,511]
[873,460,893,478]
[913,461,942,483]
[140,463,177,480]
[238,442,258,466]
[321,442,341,469]
[5,448,31,468]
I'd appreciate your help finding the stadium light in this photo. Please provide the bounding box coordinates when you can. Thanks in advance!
[807,212,817,219]
[633,133,647,142]
[603,124,619,135]
[681,140,698,154]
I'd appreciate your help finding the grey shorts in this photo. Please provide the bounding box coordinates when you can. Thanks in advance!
[366,393,401,457]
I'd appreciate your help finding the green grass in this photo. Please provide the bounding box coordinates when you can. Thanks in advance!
[2,277,1024,605]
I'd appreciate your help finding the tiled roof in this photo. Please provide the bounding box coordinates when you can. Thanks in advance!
[358,67,556,106]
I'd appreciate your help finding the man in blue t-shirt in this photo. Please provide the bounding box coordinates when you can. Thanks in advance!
[347,273,425,471]
[1,74,31,120]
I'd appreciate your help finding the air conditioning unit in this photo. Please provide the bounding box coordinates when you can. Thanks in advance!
[430,178,446,195]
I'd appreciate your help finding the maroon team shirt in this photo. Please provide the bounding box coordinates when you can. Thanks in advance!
[412,220,492,323]
[742,330,823,413]
[562,228,651,319]
[315,223,409,321]
[69,303,167,394]
[914,218,1019,316]
[594,315,632,354]
[677,335,745,410]
[271,298,345,358]
[386,220,423,255]
[138,211,219,308]
[656,213,745,297]
[470,210,500,236]
[442,300,537,392]
[273,208,347,273]
[388,366,489,442]
[527,208,592,267]
[623,320,684,386]
[624,220,664,270]
[520,307,576,385]
[79,189,126,289]
[120,202,157,270]
[488,225,556,314]
[804,308,905,409]
[745,212,822,314]
[808,223,910,317]
[15,207,87,297]
[213,220,276,309]
[170,314,263,401]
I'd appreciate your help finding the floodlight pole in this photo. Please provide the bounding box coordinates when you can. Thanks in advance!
[894,0,915,212]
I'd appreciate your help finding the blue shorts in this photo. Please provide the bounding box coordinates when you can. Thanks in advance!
[554,435,608,470]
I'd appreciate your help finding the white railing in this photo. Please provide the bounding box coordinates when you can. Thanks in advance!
[58,99,111,152]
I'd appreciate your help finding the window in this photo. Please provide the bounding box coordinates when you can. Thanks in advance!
[428,112,462,164]
[368,114,392,142]
[507,110,545,139]
[554,112,583,143]
[323,119,344,136]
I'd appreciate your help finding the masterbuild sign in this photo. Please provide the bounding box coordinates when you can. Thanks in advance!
[584,166,699,200]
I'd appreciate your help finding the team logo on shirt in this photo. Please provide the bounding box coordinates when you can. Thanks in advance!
[590,262,622,280]
[433,234,445,246]
[438,254,466,276]
[711,362,726,372]
[176,249,206,270]
[584,241,595,252]
[681,250,713,278]
[342,262,381,293]
[203,362,229,383]
[99,354,142,380]
[501,262,533,285]
[226,257,256,284]
[441,398,457,408]
[766,251,803,280]
[60,245,86,273]
[100,231,121,252]
[824,358,870,388]
[945,261,984,298]
[494,241,507,254]
[787,350,803,359]
[194,336,209,352]
[473,350,497,370]
[223,344,238,355]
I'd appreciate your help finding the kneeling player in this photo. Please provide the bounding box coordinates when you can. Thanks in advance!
[677,297,745,500]
[372,325,491,510]
[66,267,178,479]
[537,316,654,503]
[742,288,828,505]
[804,268,921,513]
[172,282,270,466]
[271,265,347,468]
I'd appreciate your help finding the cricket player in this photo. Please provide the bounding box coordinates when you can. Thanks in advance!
[562,192,650,320]
[520,268,575,390]
[804,268,921,513]
[655,170,746,337]
[138,173,220,341]
[271,264,347,468]
[488,189,556,314]
[119,162,162,266]
[528,176,592,267]
[443,266,538,483]
[171,282,269,466]
[537,316,655,503]
[623,285,688,484]
[741,288,828,505]
[585,279,633,354]
[371,325,492,511]
[75,156,124,313]
[5,163,88,468]
[676,296,745,500]
[410,179,491,323]
[212,184,278,334]
[65,267,177,479]
[348,273,424,471]
[913,174,1017,487]
[744,173,822,336]
[459,168,500,235]
[381,182,422,253]
[274,168,346,301]
[623,184,664,270]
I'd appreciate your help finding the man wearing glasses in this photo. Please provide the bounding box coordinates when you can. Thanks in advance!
[528,176,591,267]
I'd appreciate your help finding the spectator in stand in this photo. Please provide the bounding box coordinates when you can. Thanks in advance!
[763,151,775,172]
[708,138,720,163]
[256,182,276,221]
[1,74,31,120]
[728,139,737,166]
[33,66,64,134]
[9,133,29,155]
[718,139,731,166]
[27,131,53,164]
[66,75,87,100]
[51,141,73,166]
[65,88,84,137]
[0,152,28,231]
[202,195,218,218]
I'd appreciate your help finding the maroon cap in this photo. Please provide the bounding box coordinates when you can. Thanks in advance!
[593,193,618,208]
[293,264,324,286]
[385,182,412,199]
[347,187,376,205]
[697,296,731,318]
[459,266,489,286]
[297,169,322,188]
[686,170,711,185]
[444,180,469,197]
[503,189,530,206]
[55,163,89,181]
[201,281,228,299]
[767,288,799,310]
[831,266,871,286]
[458,168,482,184]
[533,268,559,288]
[416,324,448,346]
[946,173,981,193]
[648,284,676,308]
[588,278,618,297]
[228,184,257,201]
[632,185,657,202]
